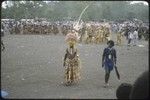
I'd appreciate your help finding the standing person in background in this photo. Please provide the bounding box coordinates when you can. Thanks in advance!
[127,31,134,46]
[133,28,139,46]
[1,29,5,51]
[1,23,5,51]
[102,40,118,87]
[124,24,130,40]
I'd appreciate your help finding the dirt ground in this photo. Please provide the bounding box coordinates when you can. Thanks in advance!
[1,34,149,99]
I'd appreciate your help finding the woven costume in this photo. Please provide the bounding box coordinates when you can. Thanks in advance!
[63,32,81,85]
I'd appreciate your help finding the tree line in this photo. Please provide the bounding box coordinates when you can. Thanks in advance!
[1,1,149,22]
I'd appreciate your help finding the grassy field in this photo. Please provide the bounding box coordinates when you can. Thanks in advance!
[1,34,149,99]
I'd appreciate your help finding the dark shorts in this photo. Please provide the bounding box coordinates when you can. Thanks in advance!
[128,38,132,44]
[104,60,114,73]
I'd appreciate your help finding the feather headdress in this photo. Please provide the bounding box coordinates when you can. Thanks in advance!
[65,32,78,43]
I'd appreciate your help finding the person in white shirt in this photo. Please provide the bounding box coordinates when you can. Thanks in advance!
[133,28,139,46]
[127,31,134,46]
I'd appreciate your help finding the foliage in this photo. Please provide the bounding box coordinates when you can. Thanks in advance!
[1,1,149,22]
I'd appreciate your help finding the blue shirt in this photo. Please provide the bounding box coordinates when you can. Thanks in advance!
[102,47,117,71]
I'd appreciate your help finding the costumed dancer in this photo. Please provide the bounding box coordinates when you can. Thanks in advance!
[63,30,81,86]
[116,29,124,46]
[95,27,101,44]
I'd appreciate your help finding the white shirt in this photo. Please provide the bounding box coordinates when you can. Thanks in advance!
[133,31,138,39]
[129,32,134,39]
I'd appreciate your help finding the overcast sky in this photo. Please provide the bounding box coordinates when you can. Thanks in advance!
[131,1,148,5]
[1,1,148,9]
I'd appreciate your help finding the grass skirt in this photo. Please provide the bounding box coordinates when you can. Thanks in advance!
[64,56,81,83]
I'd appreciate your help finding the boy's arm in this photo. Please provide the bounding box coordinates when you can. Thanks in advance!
[102,48,106,67]
[63,49,68,67]
[114,49,117,65]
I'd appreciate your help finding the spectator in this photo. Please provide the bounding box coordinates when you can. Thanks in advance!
[130,71,149,99]
[116,83,132,99]
[116,71,149,99]
[127,32,134,46]
[133,28,139,46]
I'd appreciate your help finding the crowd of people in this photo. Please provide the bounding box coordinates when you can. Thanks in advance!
[1,18,71,35]
[1,18,149,52]
[1,18,149,40]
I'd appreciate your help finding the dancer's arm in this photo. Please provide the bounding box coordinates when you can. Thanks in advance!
[63,49,68,67]
[102,48,106,67]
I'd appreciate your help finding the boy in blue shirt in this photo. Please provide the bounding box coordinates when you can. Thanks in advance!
[102,40,117,86]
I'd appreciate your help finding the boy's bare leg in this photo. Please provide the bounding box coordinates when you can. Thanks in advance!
[105,70,110,87]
